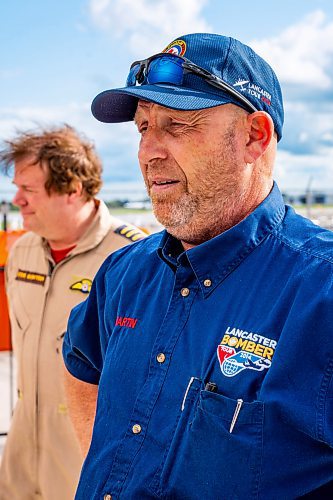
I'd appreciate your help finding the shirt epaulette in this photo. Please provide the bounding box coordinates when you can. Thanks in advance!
[114,224,147,242]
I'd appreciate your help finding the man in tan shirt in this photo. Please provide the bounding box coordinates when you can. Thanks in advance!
[0,125,146,500]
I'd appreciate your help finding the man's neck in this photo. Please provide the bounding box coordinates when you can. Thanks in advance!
[179,180,273,252]
[48,200,97,250]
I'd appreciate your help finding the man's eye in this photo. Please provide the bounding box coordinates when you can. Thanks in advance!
[170,120,188,128]
[136,123,147,135]
[167,122,187,133]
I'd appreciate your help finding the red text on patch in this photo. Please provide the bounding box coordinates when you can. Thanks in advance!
[115,316,138,329]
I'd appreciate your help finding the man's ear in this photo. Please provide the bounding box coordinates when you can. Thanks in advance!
[244,112,274,164]
[68,182,83,203]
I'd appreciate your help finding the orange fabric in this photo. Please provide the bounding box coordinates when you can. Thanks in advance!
[0,230,26,266]
[0,269,11,350]
[0,230,25,351]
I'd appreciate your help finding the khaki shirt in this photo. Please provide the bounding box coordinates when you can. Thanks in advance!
[0,201,146,500]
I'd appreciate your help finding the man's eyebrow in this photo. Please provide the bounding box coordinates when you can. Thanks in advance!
[169,108,209,120]
[11,180,37,188]
[134,111,146,126]
[134,101,153,124]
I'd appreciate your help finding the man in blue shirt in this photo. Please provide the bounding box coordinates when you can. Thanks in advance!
[63,33,333,499]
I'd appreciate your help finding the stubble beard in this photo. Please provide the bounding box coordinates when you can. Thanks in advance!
[149,174,246,246]
[150,189,199,230]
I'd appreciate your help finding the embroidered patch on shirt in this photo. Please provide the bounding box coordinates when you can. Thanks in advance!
[115,316,138,329]
[114,224,146,242]
[15,269,47,286]
[70,278,92,294]
[217,326,276,377]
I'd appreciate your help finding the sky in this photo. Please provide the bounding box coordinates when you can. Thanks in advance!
[1,0,333,200]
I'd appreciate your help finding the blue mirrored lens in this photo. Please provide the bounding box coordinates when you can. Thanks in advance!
[126,63,140,86]
[147,57,184,85]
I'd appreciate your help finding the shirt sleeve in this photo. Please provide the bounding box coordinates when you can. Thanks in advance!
[285,265,333,449]
[62,257,110,384]
[316,269,333,448]
[5,240,17,286]
[322,358,333,448]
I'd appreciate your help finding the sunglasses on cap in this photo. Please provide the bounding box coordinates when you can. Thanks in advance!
[126,52,258,114]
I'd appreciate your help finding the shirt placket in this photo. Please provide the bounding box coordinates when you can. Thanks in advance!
[102,263,198,499]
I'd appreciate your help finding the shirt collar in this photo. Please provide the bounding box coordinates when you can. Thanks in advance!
[158,183,285,298]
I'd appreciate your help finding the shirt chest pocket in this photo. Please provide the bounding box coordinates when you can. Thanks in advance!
[149,378,264,500]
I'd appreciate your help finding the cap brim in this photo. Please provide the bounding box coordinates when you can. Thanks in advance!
[91,84,236,123]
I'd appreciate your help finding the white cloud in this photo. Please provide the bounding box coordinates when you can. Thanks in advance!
[0,103,141,187]
[281,99,333,155]
[0,103,138,151]
[0,102,143,201]
[322,131,333,142]
[251,10,333,89]
[298,131,309,144]
[275,147,333,192]
[250,10,333,189]
[89,0,211,55]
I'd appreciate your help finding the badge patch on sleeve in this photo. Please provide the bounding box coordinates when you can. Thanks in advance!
[217,326,276,377]
[70,278,92,294]
[15,269,47,286]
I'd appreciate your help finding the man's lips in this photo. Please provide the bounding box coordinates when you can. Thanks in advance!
[149,179,180,192]
[20,211,35,216]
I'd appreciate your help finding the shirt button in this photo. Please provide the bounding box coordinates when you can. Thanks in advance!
[104,495,112,500]
[156,352,166,363]
[132,424,142,434]
[181,287,190,297]
[203,279,212,287]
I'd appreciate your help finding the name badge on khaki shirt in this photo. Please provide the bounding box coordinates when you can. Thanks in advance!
[15,268,47,286]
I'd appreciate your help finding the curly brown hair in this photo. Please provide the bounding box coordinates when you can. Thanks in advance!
[0,125,102,200]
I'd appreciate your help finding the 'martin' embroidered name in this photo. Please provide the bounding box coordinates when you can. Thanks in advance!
[115,316,138,329]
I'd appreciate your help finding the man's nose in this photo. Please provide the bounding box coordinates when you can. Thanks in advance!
[138,128,168,165]
[12,189,27,207]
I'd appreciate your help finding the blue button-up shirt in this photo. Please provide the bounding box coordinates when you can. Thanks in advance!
[63,184,333,499]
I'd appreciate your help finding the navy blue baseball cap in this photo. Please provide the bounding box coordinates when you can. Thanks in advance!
[91,33,284,141]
